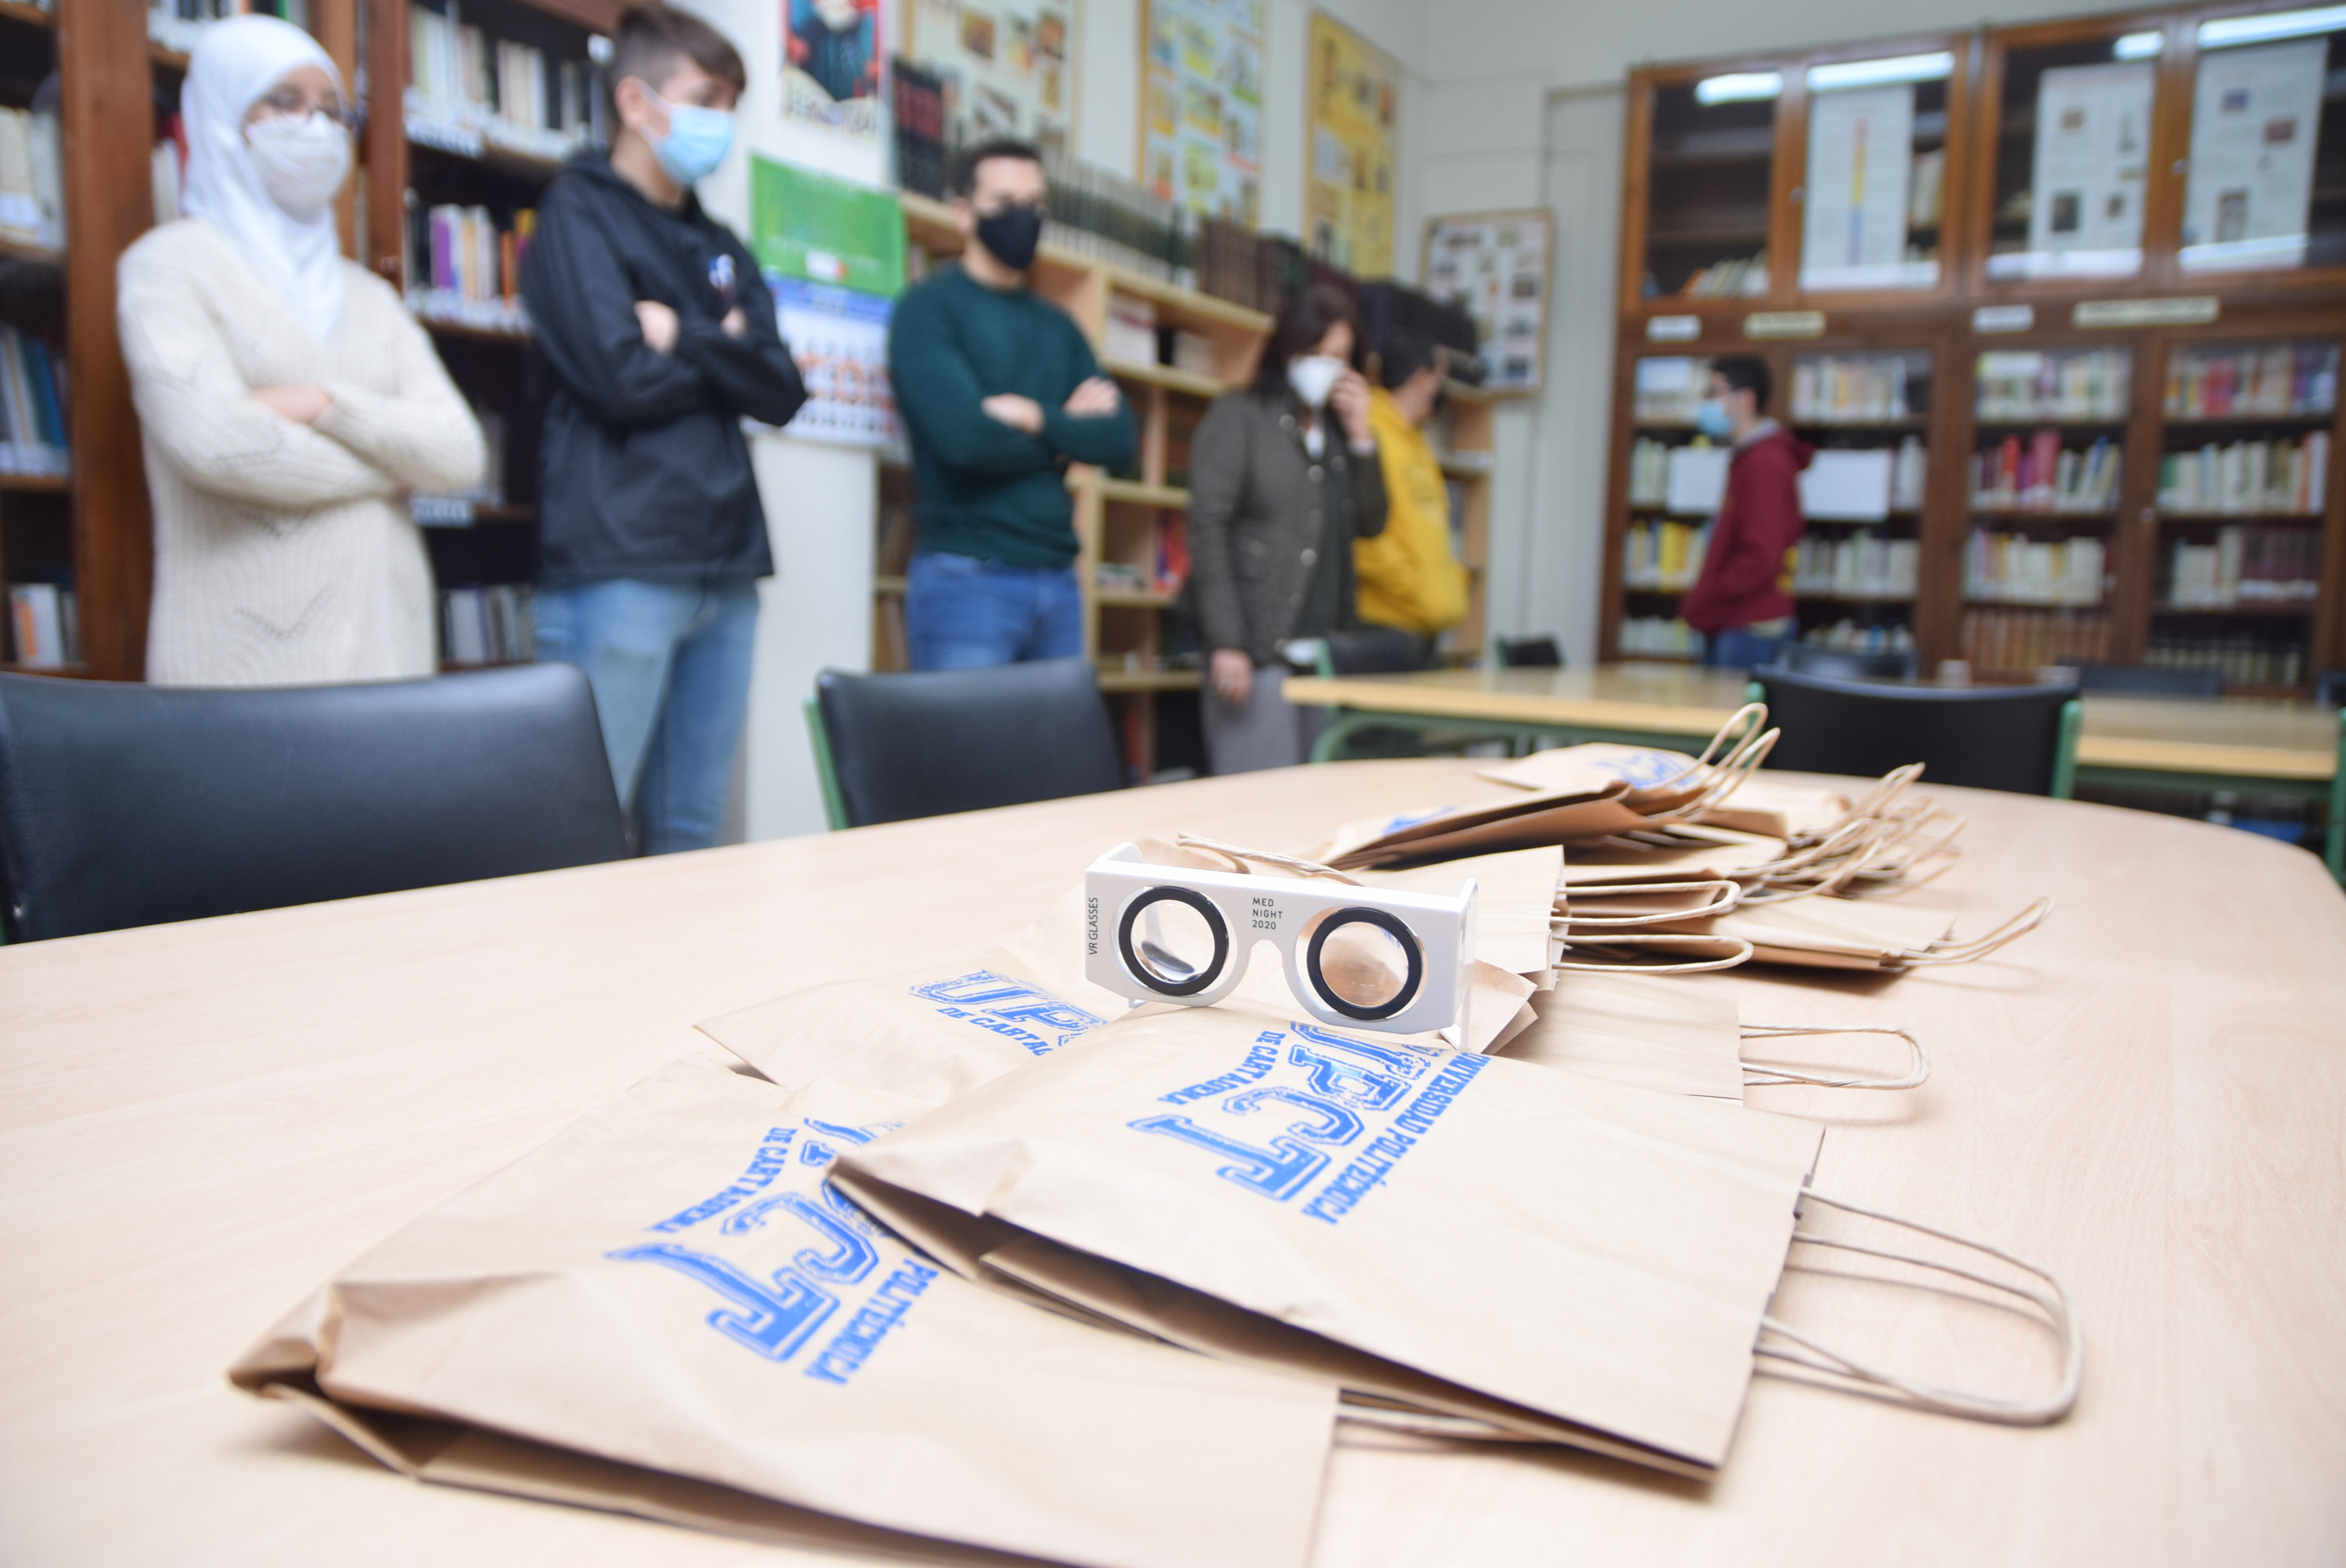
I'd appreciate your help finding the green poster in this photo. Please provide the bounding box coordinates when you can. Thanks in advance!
[749,154,908,298]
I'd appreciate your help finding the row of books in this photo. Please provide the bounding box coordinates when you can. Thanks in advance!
[1618,615,1702,657]
[2142,631,2304,691]
[1964,531,2106,608]
[1791,532,1919,601]
[1789,356,1924,424]
[1974,349,2131,423]
[1620,520,1708,590]
[405,198,534,333]
[406,2,598,162]
[2165,528,2322,608]
[1960,606,2112,672]
[2163,344,2338,420]
[1629,438,1927,520]
[1801,620,1916,655]
[2156,435,2329,517]
[1970,434,2122,514]
[147,0,307,60]
[5,583,75,669]
[1681,254,1769,299]
[440,584,532,666]
[0,107,65,253]
[0,325,70,479]
[888,58,949,201]
[1040,148,1196,289]
[1091,517,1190,597]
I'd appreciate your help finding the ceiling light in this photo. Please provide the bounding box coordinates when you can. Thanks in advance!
[1807,51,1955,91]
[1695,71,1784,105]
[2199,5,2346,46]
[2112,31,2164,58]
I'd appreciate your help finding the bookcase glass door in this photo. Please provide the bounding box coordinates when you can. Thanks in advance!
[1983,31,2164,284]
[2178,6,2346,278]
[1796,53,1956,294]
[1620,354,1716,659]
[2151,336,2337,689]
[1640,77,1778,302]
[1784,349,1930,655]
[1963,345,2130,674]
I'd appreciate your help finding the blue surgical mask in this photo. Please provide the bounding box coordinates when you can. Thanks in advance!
[1694,397,1734,438]
[645,89,735,186]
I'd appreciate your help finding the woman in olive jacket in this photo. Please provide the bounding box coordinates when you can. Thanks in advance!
[1183,285,1388,773]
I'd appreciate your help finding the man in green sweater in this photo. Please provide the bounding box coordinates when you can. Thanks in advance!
[887,140,1136,668]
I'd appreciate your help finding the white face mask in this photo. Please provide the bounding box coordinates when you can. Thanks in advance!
[246,112,351,216]
[1286,354,1345,410]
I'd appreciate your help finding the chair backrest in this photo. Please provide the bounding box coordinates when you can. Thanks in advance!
[2072,662,2224,699]
[1774,642,1919,682]
[1494,635,1563,669]
[1320,627,1427,676]
[0,665,630,943]
[2312,668,2345,709]
[812,658,1124,828]
[1752,666,2079,795]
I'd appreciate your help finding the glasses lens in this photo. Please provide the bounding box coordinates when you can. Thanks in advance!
[1303,906,1425,1022]
[1135,898,1218,987]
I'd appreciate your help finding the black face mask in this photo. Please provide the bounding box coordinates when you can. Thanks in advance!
[975,202,1044,270]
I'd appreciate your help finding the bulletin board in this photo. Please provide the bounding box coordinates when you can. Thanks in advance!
[1305,10,1396,277]
[781,0,883,142]
[906,0,1077,157]
[1422,208,1552,394]
[1138,0,1262,226]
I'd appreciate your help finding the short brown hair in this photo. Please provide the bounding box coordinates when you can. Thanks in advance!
[611,5,746,106]
[953,139,1044,198]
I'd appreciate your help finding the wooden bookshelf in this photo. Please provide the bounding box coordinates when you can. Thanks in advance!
[1604,2,2346,694]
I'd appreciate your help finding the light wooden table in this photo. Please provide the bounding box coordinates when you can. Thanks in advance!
[1285,664,2346,874]
[3,760,2343,1566]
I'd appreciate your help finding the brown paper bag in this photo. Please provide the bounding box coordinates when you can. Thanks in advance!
[1559,824,1791,887]
[231,1057,1335,1568]
[1494,972,1745,1102]
[840,1007,1825,1475]
[1322,789,1655,870]
[1714,896,2050,972]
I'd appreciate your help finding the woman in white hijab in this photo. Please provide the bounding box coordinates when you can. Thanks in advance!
[118,15,485,685]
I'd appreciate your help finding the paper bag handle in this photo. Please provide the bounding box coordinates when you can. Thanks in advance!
[1553,933,1754,975]
[1756,1189,2082,1427]
[1173,836,1364,885]
[1554,879,1743,929]
[1738,1023,1929,1090]
[1898,896,2053,965]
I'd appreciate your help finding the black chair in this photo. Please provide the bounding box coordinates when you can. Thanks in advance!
[1750,666,2081,797]
[1317,626,1429,675]
[808,658,1124,828]
[1775,642,1920,682]
[2313,669,2346,709]
[0,665,630,943]
[1494,635,1563,669]
[2072,662,2224,699]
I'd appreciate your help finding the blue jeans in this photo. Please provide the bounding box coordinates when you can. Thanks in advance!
[906,551,1084,670]
[533,576,760,855]
[1705,625,1787,671]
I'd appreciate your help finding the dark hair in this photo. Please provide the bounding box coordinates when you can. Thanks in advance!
[1377,328,1444,390]
[1252,283,1362,395]
[953,139,1044,198]
[1712,354,1771,412]
[611,5,746,107]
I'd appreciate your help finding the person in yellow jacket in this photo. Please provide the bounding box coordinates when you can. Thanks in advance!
[1356,329,1469,655]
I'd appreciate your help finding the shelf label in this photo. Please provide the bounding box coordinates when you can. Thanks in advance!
[1646,315,1701,342]
[1973,305,2035,335]
[2072,296,2219,328]
[1744,311,1825,339]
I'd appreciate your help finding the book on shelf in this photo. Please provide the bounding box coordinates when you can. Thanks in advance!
[1631,358,1711,426]
[1682,254,1768,299]
[1105,296,1157,366]
[5,582,75,669]
[1965,530,2104,607]
[1802,620,1916,657]
[2164,344,2338,419]
[2157,435,2329,516]
[1791,356,1919,423]
[1971,433,2121,514]
[2144,630,2302,690]
[406,2,597,162]
[1960,606,2111,672]
[1974,349,2130,422]
[439,583,533,666]
[888,56,948,200]
[1622,519,1709,590]
[2166,527,2321,608]
[147,0,249,60]
[1155,513,1189,595]
[1039,147,1196,289]
[1619,615,1701,657]
[0,325,71,480]
[405,198,534,333]
[1794,530,1917,600]
[0,107,64,253]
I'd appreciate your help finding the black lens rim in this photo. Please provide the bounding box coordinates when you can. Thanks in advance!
[1117,885,1231,997]
[1304,906,1425,1022]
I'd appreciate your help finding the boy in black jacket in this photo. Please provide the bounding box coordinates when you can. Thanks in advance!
[522,5,805,854]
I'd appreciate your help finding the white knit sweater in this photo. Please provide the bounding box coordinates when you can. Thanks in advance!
[118,219,486,686]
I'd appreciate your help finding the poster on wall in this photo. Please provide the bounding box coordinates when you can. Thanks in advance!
[1799,84,1927,292]
[782,0,883,141]
[2180,39,2326,273]
[1423,209,1551,394]
[749,155,906,447]
[1305,11,1396,276]
[1139,0,1262,225]
[2010,61,2154,279]
[907,0,1077,157]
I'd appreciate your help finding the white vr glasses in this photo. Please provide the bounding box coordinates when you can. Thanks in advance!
[1084,843,1479,1036]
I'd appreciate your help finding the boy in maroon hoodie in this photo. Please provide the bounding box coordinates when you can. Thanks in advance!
[1680,356,1812,670]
